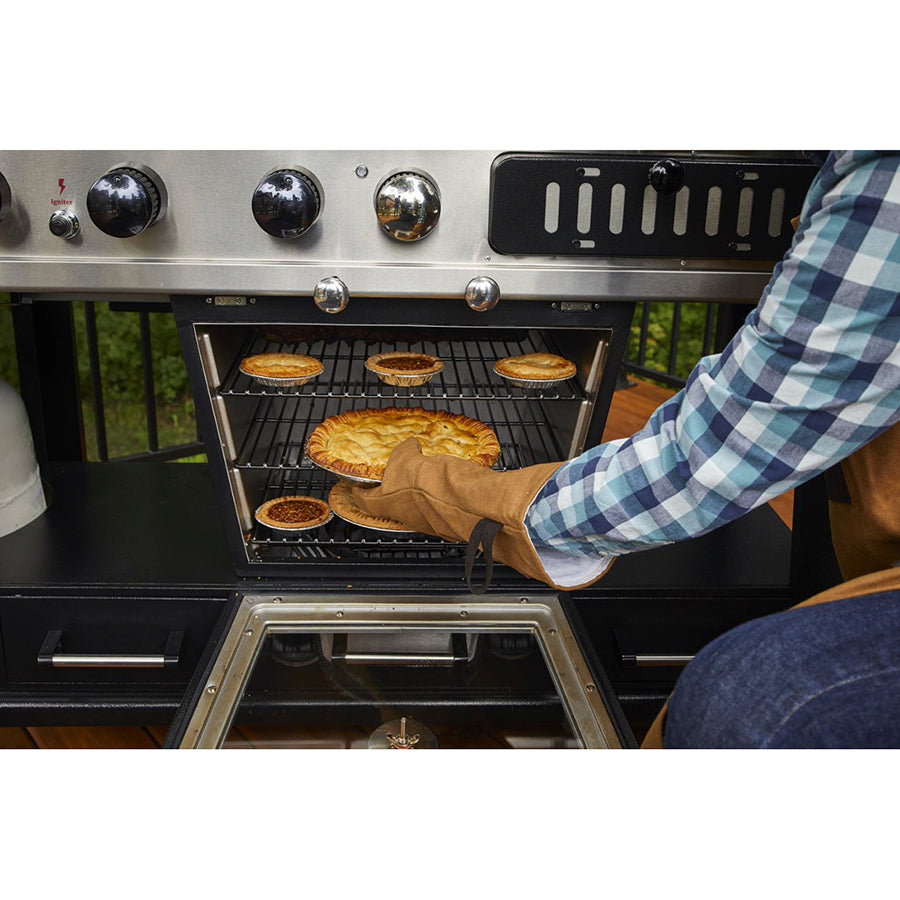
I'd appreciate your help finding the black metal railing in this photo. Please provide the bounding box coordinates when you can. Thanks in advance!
[78,301,204,463]
[624,300,742,390]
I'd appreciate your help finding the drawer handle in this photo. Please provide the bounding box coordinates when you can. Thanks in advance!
[621,653,695,668]
[37,629,184,669]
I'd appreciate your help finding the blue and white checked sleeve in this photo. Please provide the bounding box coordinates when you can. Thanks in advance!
[524,151,900,587]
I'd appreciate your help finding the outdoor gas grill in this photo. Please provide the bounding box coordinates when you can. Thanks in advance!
[0,150,835,748]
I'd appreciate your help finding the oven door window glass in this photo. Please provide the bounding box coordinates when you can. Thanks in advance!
[222,629,578,749]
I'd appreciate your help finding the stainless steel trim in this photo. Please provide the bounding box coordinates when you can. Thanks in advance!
[178,594,625,749]
[196,330,253,535]
[568,335,610,457]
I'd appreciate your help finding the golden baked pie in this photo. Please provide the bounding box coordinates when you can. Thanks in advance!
[240,353,324,384]
[328,481,411,532]
[494,353,576,381]
[365,351,444,386]
[307,407,501,481]
[255,495,332,531]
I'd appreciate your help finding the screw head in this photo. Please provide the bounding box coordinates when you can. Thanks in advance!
[206,685,217,694]
[585,683,596,693]
[460,610,468,618]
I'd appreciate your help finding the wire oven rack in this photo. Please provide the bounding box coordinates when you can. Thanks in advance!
[218,331,586,401]
[219,331,586,562]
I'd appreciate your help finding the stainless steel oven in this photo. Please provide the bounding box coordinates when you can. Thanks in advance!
[0,150,818,748]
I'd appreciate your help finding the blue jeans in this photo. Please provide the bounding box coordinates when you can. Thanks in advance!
[664,590,900,748]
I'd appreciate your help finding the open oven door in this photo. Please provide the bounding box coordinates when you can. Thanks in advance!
[163,592,636,749]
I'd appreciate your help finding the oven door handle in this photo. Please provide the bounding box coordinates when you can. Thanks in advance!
[330,632,469,666]
[37,629,184,669]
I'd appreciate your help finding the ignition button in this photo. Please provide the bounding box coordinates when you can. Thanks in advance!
[49,209,80,240]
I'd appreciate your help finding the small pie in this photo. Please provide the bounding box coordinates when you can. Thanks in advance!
[255,495,332,531]
[494,353,577,382]
[365,352,444,386]
[328,481,412,532]
[307,407,501,481]
[240,353,324,385]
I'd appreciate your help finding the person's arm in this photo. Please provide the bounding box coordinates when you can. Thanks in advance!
[525,151,900,587]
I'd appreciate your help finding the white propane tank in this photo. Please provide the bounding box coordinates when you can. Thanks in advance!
[0,379,47,538]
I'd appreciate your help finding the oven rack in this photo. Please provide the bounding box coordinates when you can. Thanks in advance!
[232,395,565,470]
[217,332,586,402]
[248,467,468,560]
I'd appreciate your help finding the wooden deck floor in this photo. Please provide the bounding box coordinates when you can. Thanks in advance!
[0,379,792,749]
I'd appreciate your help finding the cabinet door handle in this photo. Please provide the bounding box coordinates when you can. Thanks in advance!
[620,653,695,667]
[37,629,184,669]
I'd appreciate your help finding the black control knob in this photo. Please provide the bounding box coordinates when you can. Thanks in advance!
[649,158,685,195]
[252,169,321,239]
[0,171,11,223]
[87,165,167,237]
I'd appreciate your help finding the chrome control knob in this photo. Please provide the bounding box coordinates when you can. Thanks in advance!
[465,276,500,312]
[313,276,349,314]
[374,171,440,242]
[87,165,167,237]
[0,171,11,222]
[49,209,80,240]
[252,169,322,238]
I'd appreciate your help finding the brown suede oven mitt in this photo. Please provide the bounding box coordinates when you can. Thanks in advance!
[349,438,612,592]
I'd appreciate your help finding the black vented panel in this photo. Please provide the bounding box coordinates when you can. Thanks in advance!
[489,153,818,260]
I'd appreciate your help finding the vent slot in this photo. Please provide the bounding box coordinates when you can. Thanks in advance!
[737,187,754,237]
[673,187,690,236]
[641,185,657,235]
[577,183,593,234]
[544,182,560,233]
[705,186,722,236]
[768,187,786,237]
[609,184,626,235]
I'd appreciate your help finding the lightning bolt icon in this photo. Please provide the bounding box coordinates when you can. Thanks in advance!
[58,178,66,195]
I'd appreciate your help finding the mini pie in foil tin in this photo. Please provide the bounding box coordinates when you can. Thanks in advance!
[254,495,333,532]
[365,351,444,387]
[239,353,324,388]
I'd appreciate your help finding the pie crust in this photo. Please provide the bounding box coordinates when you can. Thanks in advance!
[307,407,501,481]
[254,495,332,531]
[365,351,444,386]
[240,353,324,385]
[328,481,412,532]
[494,353,577,381]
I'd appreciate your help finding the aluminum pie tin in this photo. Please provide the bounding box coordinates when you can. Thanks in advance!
[304,444,383,484]
[492,363,569,390]
[239,356,324,388]
[364,353,444,387]
[254,497,334,532]
[241,372,320,388]
[329,507,414,534]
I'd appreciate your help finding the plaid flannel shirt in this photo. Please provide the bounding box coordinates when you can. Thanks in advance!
[525,151,900,587]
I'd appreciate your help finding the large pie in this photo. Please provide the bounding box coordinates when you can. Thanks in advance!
[306,407,501,481]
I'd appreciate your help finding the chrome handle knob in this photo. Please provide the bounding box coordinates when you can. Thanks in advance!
[0,171,11,222]
[49,209,80,240]
[465,276,500,312]
[252,168,322,238]
[313,276,349,314]
[374,171,440,242]
[87,164,167,237]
